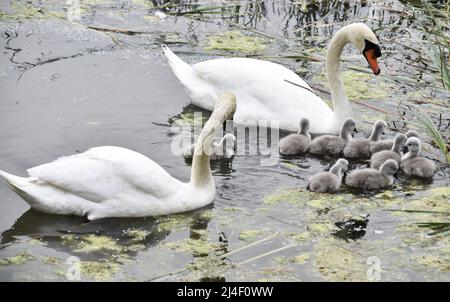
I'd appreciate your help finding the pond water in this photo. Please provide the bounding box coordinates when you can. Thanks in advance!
[0,0,449,281]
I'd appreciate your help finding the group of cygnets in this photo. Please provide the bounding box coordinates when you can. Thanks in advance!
[279,118,437,193]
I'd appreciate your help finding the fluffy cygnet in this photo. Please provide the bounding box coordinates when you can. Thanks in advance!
[279,118,311,155]
[308,158,348,193]
[343,120,386,159]
[401,137,436,178]
[345,159,398,190]
[370,133,407,170]
[183,133,236,160]
[309,118,356,156]
[370,130,418,154]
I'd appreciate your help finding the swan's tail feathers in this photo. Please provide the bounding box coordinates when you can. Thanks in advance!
[0,170,27,188]
[162,45,197,89]
[0,170,35,198]
[162,45,192,76]
[162,46,216,110]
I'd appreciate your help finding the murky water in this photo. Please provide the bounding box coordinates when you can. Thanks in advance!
[0,0,449,281]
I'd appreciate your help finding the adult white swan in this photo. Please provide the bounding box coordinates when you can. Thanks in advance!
[0,92,237,220]
[164,23,381,134]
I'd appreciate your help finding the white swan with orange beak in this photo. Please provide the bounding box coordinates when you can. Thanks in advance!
[164,23,382,134]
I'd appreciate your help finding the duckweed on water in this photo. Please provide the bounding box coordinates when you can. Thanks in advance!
[123,228,151,242]
[80,260,120,281]
[394,187,450,219]
[0,2,65,21]
[239,229,265,241]
[0,252,35,266]
[43,256,62,266]
[308,222,335,234]
[206,31,267,54]
[73,235,123,253]
[263,188,309,206]
[315,71,389,102]
[162,239,220,257]
[414,254,450,272]
[293,253,310,265]
[314,238,366,281]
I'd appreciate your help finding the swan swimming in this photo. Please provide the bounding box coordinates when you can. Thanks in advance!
[0,92,237,220]
[164,23,381,134]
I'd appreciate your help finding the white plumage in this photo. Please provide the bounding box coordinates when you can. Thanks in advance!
[164,23,381,134]
[0,92,237,220]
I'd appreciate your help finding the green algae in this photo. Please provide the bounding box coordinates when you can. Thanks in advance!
[286,231,310,242]
[308,222,335,234]
[123,228,151,242]
[342,71,390,101]
[0,252,35,266]
[259,266,294,276]
[313,238,367,281]
[263,188,310,206]
[293,253,310,265]
[393,187,450,221]
[239,229,265,241]
[170,112,208,127]
[80,260,120,281]
[0,2,65,21]
[162,238,220,257]
[157,214,193,232]
[314,70,390,102]
[206,30,267,54]
[414,254,450,272]
[73,234,123,253]
[43,256,62,265]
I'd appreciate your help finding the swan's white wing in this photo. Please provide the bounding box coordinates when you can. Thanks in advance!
[192,58,333,132]
[27,146,182,202]
[193,58,311,89]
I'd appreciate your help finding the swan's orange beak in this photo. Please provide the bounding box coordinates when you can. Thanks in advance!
[364,49,380,75]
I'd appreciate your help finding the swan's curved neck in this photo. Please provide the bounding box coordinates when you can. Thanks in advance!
[190,123,217,188]
[190,106,230,188]
[326,29,352,120]
[330,164,343,179]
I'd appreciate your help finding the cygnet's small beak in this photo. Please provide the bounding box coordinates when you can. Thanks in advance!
[402,146,409,153]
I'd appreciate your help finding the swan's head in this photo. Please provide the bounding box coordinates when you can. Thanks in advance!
[344,23,381,75]
[379,159,398,176]
[393,133,407,153]
[373,120,386,134]
[405,137,421,155]
[370,120,387,141]
[213,91,237,122]
[405,130,419,139]
[340,118,357,140]
[336,158,349,172]
[330,158,348,176]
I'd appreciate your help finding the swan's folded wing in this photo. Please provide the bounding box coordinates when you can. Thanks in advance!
[193,58,311,90]
[27,146,183,202]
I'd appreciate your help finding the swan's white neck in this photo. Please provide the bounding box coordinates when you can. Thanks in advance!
[326,29,353,123]
[330,164,344,180]
[190,96,235,188]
